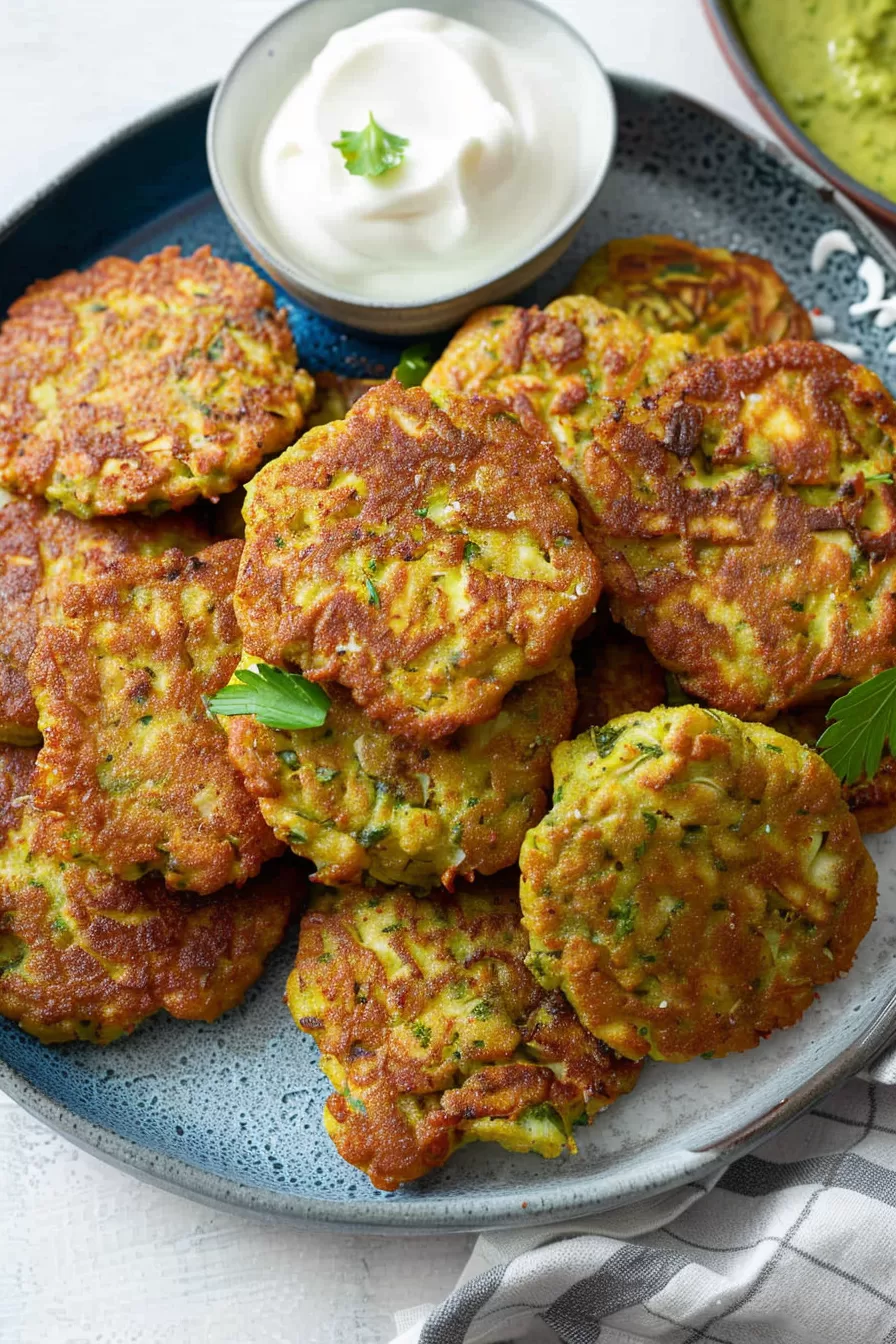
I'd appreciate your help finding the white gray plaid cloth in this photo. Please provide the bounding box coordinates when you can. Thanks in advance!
[391,1047,896,1344]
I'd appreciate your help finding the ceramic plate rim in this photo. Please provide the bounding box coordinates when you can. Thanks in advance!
[2,80,896,1233]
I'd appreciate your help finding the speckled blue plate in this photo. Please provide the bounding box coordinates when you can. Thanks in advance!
[2,80,896,1233]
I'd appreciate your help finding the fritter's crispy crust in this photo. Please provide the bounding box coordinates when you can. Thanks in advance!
[0,747,294,1043]
[225,657,576,889]
[770,702,896,835]
[0,495,208,745]
[306,372,383,428]
[0,246,314,517]
[287,881,641,1189]
[571,236,812,355]
[236,381,599,741]
[423,296,698,471]
[520,705,877,1063]
[28,540,282,895]
[578,341,896,718]
[574,622,667,736]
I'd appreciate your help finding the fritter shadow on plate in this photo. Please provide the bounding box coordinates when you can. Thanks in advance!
[224,656,576,890]
[570,235,812,355]
[0,246,314,517]
[0,746,295,1044]
[288,879,641,1190]
[28,539,282,895]
[235,380,599,742]
[520,705,878,1063]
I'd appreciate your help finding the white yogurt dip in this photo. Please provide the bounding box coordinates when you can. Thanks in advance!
[256,8,595,303]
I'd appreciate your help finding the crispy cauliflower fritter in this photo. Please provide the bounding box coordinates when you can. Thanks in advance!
[28,540,282,895]
[520,705,877,1063]
[0,747,294,1043]
[224,657,576,890]
[288,880,641,1190]
[236,381,599,741]
[423,296,698,472]
[578,341,896,719]
[0,246,314,517]
[0,495,208,746]
[571,235,812,355]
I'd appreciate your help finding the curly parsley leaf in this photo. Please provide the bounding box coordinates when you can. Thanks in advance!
[817,668,896,784]
[394,343,432,388]
[208,663,329,731]
[332,112,408,178]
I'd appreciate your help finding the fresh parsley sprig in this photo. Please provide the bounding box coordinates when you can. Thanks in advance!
[818,668,896,784]
[208,663,329,731]
[332,112,408,178]
[394,343,432,388]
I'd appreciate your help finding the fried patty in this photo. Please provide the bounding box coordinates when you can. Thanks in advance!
[423,296,698,473]
[571,235,812,355]
[573,621,668,736]
[28,540,282,895]
[0,495,209,746]
[0,246,314,517]
[519,705,877,1063]
[287,880,641,1189]
[224,656,576,889]
[236,380,599,741]
[0,746,293,1043]
[577,341,896,718]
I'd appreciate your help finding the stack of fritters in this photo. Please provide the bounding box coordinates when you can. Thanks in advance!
[0,247,315,1040]
[229,379,597,890]
[0,235,884,1193]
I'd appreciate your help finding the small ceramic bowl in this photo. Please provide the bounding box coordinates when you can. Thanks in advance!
[703,0,896,228]
[207,0,616,335]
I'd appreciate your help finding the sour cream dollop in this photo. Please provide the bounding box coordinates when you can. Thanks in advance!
[256,8,589,303]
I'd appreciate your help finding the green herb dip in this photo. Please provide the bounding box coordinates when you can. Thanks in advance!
[731,0,896,202]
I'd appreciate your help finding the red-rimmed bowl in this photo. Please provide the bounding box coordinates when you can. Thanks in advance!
[703,0,896,228]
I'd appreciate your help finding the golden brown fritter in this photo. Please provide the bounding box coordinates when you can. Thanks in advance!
[574,622,668,736]
[236,380,599,741]
[0,495,208,746]
[28,540,282,895]
[224,657,576,889]
[0,746,295,1044]
[571,235,813,355]
[287,880,641,1190]
[0,246,314,517]
[306,372,383,428]
[520,705,878,1064]
[577,341,896,719]
[423,296,698,473]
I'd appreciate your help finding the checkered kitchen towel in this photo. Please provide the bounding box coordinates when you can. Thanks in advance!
[391,1048,896,1344]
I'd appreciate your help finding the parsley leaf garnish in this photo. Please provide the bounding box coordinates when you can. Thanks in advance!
[864,473,894,484]
[332,112,408,178]
[818,668,896,783]
[208,663,329,730]
[394,344,432,387]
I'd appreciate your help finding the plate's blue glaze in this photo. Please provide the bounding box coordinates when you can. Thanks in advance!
[3,80,896,1232]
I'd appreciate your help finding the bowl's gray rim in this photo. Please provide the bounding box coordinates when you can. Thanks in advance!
[205,0,618,316]
[2,77,896,1233]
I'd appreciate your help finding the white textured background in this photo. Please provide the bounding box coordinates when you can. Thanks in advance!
[0,4,767,1342]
